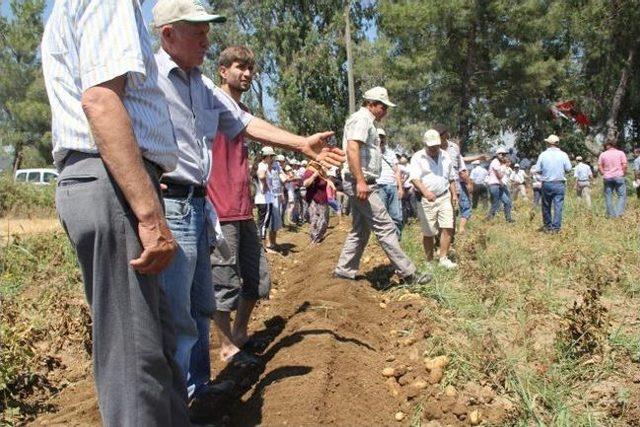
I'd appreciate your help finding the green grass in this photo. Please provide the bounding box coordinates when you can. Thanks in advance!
[0,173,56,218]
[398,180,640,425]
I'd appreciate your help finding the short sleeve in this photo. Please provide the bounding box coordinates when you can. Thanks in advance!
[76,1,146,90]
[210,84,253,140]
[408,155,423,182]
[344,115,369,143]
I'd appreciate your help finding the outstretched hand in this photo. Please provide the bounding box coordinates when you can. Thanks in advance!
[301,131,345,167]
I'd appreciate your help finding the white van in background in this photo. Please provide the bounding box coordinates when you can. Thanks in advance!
[14,168,59,185]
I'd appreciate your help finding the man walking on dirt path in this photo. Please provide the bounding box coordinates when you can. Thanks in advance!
[334,87,431,285]
[42,2,189,425]
[534,134,572,233]
[598,140,628,218]
[204,45,344,391]
[152,1,345,420]
[410,129,458,269]
[573,156,593,208]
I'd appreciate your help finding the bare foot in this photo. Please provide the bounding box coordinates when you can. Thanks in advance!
[219,344,240,362]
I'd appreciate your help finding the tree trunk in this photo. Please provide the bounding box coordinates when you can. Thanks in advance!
[12,141,24,175]
[605,39,638,144]
[458,19,477,152]
[344,1,356,115]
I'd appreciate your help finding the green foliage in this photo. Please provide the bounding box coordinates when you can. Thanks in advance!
[0,173,56,218]
[0,0,51,171]
[207,1,373,135]
[1,232,85,425]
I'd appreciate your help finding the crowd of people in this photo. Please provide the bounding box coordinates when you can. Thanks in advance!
[40,1,638,426]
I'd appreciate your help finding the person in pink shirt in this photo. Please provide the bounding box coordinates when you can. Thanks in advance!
[598,141,628,218]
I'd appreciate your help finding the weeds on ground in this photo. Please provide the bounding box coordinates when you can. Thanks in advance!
[399,184,640,425]
[1,232,88,425]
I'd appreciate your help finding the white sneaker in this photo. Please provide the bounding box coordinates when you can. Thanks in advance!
[439,257,458,270]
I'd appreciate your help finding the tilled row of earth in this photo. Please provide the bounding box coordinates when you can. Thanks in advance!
[32,221,515,426]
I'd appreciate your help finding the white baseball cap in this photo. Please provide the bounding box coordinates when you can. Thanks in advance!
[576,156,583,161]
[301,160,308,166]
[544,134,560,144]
[261,146,275,156]
[363,87,396,107]
[514,163,520,168]
[423,129,442,147]
[275,154,285,162]
[496,147,508,154]
[377,128,386,137]
[471,160,481,165]
[153,0,226,27]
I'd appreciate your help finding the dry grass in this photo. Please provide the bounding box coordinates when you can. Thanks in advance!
[399,181,640,426]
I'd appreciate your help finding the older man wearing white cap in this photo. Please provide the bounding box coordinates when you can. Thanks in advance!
[334,87,431,284]
[152,0,344,419]
[534,134,572,232]
[409,129,458,269]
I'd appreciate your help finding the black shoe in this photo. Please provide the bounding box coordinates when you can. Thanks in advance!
[401,270,433,285]
[188,379,236,423]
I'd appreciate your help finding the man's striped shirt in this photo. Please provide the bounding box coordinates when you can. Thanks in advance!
[41,0,178,172]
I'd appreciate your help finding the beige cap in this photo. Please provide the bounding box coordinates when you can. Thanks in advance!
[544,134,560,144]
[377,128,386,136]
[423,129,442,147]
[576,156,583,161]
[261,146,275,156]
[496,146,508,154]
[153,0,226,27]
[275,154,285,162]
[363,87,396,107]
[301,160,308,166]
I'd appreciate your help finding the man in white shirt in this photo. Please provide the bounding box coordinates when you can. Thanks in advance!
[409,129,458,269]
[41,1,188,424]
[469,160,489,209]
[255,146,275,246]
[510,163,528,201]
[573,156,593,208]
[376,128,404,237]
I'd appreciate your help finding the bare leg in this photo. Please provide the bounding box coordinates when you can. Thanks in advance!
[422,236,435,261]
[213,311,240,361]
[458,217,468,234]
[232,297,257,347]
[439,228,453,259]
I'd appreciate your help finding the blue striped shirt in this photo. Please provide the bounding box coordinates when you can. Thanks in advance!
[155,49,252,186]
[41,0,178,172]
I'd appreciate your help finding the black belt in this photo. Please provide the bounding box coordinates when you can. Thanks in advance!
[162,181,206,198]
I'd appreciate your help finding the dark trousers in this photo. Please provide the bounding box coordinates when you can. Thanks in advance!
[56,153,188,427]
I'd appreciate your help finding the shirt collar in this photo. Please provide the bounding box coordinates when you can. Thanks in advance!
[358,107,376,121]
[156,48,201,80]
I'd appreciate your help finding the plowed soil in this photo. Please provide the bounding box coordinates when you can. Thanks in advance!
[31,219,513,426]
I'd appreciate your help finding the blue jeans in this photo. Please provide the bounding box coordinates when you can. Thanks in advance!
[541,181,566,230]
[603,177,626,218]
[457,181,472,219]
[161,194,214,399]
[377,183,403,237]
[487,184,512,221]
